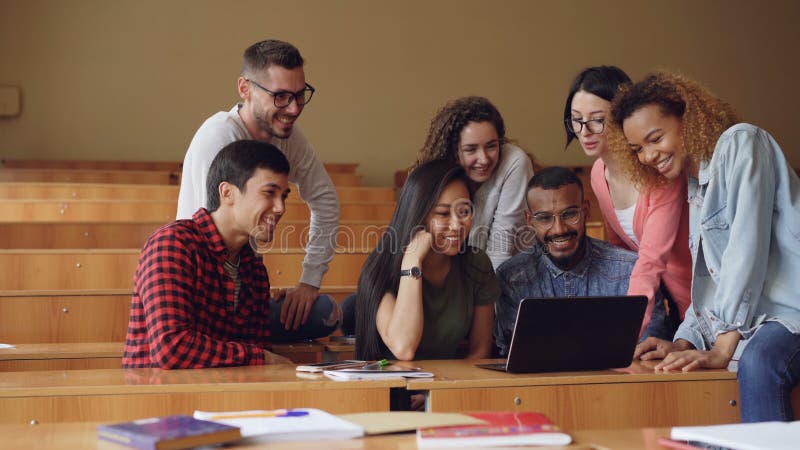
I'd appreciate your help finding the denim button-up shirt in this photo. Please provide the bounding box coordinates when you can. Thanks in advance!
[494,237,638,355]
[677,123,800,350]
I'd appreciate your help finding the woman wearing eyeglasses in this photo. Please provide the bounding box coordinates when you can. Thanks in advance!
[355,160,499,363]
[610,72,800,422]
[564,66,691,340]
[415,96,534,270]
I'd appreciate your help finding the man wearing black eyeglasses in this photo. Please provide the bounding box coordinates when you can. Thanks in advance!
[492,167,678,356]
[177,39,340,334]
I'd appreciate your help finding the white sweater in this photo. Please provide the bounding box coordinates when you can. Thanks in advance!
[469,143,534,269]
[176,104,340,288]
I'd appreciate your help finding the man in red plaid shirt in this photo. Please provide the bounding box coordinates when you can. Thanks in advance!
[123,140,295,368]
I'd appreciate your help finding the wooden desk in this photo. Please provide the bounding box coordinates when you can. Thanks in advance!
[3,421,674,449]
[0,365,404,423]
[0,340,356,371]
[409,359,741,429]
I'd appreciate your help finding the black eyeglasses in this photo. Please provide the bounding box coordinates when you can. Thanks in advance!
[531,207,582,230]
[246,78,316,108]
[565,118,605,135]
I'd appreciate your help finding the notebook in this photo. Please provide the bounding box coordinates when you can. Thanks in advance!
[479,296,646,373]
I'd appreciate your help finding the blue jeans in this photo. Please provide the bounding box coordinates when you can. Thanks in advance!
[640,288,681,342]
[339,293,357,336]
[269,294,341,343]
[738,321,800,422]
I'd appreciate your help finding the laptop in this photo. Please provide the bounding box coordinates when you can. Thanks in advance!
[479,296,647,373]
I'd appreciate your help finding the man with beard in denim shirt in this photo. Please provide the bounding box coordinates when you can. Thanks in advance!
[493,167,677,356]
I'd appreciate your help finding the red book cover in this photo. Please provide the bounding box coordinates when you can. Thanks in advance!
[417,412,571,448]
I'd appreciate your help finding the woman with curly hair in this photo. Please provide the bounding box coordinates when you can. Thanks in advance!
[564,66,691,340]
[611,72,800,422]
[416,96,534,269]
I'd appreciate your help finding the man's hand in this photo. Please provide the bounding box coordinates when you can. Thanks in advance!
[264,350,293,365]
[634,337,692,360]
[277,283,320,331]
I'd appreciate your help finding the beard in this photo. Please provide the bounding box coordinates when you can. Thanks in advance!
[537,231,586,271]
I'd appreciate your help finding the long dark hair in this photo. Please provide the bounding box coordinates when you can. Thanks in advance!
[355,160,472,360]
[563,65,631,147]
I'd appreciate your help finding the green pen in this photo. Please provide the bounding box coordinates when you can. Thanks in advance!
[363,358,389,370]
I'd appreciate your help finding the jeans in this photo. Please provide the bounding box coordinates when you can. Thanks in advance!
[269,294,341,343]
[339,293,357,336]
[641,288,681,342]
[738,321,800,422]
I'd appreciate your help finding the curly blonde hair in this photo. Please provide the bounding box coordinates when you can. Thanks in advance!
[414,96,507,169]
[608,72,740,187]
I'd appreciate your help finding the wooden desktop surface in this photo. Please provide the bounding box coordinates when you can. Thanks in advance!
[409,359,741,429]
[6,421,673,450]
[0,364,405,423]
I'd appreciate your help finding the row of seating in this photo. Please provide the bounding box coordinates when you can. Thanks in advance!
[0,160,606,371]
[0,161,372,368]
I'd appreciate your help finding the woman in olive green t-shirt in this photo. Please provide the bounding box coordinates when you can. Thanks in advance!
[355,160,500,361]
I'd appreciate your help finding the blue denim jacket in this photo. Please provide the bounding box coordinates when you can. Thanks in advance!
[677,123,800,350]
[494,237,638,355]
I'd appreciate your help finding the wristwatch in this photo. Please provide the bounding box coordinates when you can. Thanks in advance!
[400,266,422,279]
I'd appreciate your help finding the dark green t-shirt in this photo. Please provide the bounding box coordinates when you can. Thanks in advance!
[408,248,500,360]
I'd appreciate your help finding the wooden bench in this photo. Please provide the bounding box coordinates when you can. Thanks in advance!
[1,159,362,175]
[0,220,388,249]
[0,168,364,187]
[0,199,395,222]
[1,159,183,171]
[0,182,395,202]
[0,288,356,344]
[0,248,370,289]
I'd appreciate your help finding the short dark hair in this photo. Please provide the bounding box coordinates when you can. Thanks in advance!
[526,166,584,199]
[242,39,304,76]
[563,66,631,147]
[206,140,290,212]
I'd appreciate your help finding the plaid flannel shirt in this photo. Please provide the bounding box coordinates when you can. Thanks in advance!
[122,208,271,369]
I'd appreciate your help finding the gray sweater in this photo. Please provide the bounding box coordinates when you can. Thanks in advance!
[176,104,340,288]
[469,144,534,269]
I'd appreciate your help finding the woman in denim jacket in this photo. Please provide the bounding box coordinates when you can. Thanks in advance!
[609,72,800,422]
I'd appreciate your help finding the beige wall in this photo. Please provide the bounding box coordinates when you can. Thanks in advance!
[1,0,798,186]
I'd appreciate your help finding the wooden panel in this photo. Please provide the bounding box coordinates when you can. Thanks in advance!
[0,221,387,249]
[1,159,183,171]
[0,182,394,202]
[0,287,355,344]
[0,249,369,289]
[1,159,357,175]
[0,365,402,422]
[586,221,605,240]
[0,169,179,185]
[0,293,130,343]
[0,199,394,222]
[427,380,741,429]
[0,169,362,187]
[0,358,122,372]
[0,390,389,423]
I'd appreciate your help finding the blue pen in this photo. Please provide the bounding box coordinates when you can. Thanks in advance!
[208,409,309,420]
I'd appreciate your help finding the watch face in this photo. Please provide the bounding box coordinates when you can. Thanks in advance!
[402,266,422,279]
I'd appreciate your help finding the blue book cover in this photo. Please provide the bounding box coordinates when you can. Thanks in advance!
[96,415,241,450]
